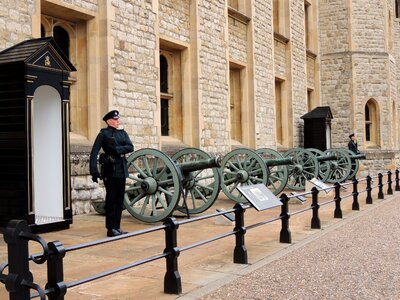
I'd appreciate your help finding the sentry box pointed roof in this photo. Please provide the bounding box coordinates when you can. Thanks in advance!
[0,36,76,71]
[301,106,334,120]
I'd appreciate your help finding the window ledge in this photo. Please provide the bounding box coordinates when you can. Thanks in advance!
[228,7,251,25]
[364,143,381,150]
[306,49,317,59]
[274,32,289,44]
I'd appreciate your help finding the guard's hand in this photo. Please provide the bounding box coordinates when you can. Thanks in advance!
[91,172,102,183]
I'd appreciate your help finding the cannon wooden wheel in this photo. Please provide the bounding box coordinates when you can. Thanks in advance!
[323,149,351,183]
[255,148,288,195]
[124,148,181,222]
[308,148,332,182]
[171,148,221,214]
[220,148,268,203]
[283,148,319,190]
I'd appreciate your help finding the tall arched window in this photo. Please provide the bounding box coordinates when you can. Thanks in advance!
[365,99,379,147]
[41,14,90,139]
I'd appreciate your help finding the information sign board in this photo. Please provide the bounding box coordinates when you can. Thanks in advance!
[237,184,282,211]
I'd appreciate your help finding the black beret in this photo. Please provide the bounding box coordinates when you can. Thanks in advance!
[349,133,355,139]
[102,110,120,121]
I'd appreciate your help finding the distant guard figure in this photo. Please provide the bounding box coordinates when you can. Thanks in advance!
[90,110,134,237]
[348,133,359,154]
[348,133,359,180]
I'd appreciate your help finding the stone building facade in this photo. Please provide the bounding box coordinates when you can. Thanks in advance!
[1,0,400,214]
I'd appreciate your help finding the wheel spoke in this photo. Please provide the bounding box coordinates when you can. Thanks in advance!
[155,191,168,210]
[143,156,152,176]
[155,166,168,180]
[158,186,174,197]
[152,157,159,177]
[125,184,142,192]
[140,195,150,215]
[132,162,148,179]
[195,182,213,192]
[249,176,263,183]
[268,180,278,189]
[193,186,208,203]
[228,181,239,193]
[158,178,174,186]
[249,167,263,175]
[244,158,257,171]
[228,161,240,172]
[151,195,157,216]
[127,191,146,206]
[235,156,243,169]
[189,189,198,208]
[128,174,144,182]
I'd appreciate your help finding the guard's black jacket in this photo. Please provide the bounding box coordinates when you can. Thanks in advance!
[89,126,134,178]
[348,140,359,154]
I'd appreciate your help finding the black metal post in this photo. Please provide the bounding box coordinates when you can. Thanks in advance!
[279,194,291,243]
[395,169,400,191]
[233,203,248,264]
[352,178,359,210]
[3,220,32,300]
[334,182,342,218]
[366,175,373,204]
[310,187,321,229]
[46,241,67,300]
[387,171,393,195]
[378,173,384,199]
[163,217,182,295]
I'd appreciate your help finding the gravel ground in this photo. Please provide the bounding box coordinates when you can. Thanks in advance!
[200,197,400,300]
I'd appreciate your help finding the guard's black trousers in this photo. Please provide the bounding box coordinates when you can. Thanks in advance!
[104,177,126,230]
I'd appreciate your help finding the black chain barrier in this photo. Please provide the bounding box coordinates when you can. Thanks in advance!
[0,171,397,299]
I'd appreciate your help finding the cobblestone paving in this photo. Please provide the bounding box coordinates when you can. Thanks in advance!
[198,197,400,300]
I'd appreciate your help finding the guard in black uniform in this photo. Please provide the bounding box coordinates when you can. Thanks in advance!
[348,133,359,180]
[90,110,134,237]
[348,133,359,154]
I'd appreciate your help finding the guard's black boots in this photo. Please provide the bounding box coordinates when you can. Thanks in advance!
[107,229,122,237]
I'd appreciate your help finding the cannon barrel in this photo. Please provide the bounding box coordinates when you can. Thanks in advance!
[317,153,337,162]
[178,156,222,173]
[350,153,366,160]
[229,156,292,170]
[264,157,293,166]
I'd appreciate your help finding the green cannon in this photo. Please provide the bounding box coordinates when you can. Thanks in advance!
[220,148,293,202]
[321,148,366,183]
[255,148,292,195]
[283,148,325,191]
[122,148,221,223]
[285,148,365,188]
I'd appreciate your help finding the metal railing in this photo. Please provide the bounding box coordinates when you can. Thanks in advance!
[0,170,397,299]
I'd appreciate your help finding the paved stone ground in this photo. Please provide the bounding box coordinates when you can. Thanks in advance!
[181,194,400,300]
